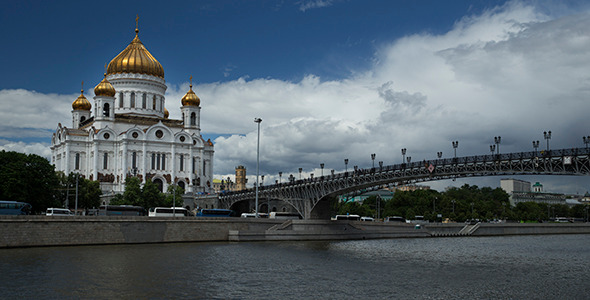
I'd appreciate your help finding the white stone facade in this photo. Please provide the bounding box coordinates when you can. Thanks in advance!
[50,30,214,195]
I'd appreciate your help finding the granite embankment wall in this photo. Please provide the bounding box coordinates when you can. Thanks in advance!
[1,216,590,248]
[0,216,281,248]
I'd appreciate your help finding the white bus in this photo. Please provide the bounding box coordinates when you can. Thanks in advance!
[334,214,361,221]
[148,207,190,217]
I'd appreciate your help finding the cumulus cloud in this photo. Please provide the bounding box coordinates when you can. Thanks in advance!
[3,1,590,193]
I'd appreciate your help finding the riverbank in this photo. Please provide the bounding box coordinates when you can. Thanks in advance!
[1,216,589,248]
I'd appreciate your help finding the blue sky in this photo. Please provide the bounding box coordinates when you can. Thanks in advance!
[2,0,590,193]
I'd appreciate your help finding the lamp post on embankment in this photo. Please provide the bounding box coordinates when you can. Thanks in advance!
[254,117,262,217]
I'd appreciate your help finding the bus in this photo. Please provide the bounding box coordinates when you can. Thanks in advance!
[196,209,236,217]
[98,205,146,216]
[270,212,303,220]
[148,207,190,217]
[334,214,361,221]
[0,200,31,215]
[385,216,406,223]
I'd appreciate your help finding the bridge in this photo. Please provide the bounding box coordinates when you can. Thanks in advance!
[219,147,590,219]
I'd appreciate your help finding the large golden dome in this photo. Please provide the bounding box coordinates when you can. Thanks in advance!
[94,73,116,97]
[72,89,91,111]
[181,83,200,107]
[107,28,164,78]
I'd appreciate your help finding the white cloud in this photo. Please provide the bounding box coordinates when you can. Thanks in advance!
[297,0,333,12]
[3,1,590,193]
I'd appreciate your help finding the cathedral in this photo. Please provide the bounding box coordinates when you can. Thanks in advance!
[50,23,214,196]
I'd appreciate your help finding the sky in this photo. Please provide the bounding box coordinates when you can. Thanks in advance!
[2,0,590,194]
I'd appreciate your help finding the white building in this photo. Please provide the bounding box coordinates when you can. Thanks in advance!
[50,24,214,195]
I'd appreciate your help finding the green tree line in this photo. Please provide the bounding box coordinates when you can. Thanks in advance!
[335,184,589,222]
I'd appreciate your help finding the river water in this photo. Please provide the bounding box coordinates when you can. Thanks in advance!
[1,234,589,299]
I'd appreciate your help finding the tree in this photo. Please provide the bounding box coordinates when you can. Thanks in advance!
[165,185,185,207]
[57,173,102,210]
[0,151,60,213]
[141,180,165,209]
[123,176,142,206]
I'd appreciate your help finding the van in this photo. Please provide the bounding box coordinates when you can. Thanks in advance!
[46,208,74,216]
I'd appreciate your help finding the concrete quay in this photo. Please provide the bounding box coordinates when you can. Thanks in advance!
[1,216,589,248]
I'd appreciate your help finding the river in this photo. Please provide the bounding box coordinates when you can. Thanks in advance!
[1,234,589,299]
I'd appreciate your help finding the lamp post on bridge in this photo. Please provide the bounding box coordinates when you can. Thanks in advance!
[371,153,376,170]
[299,168,302,180]
[379,161,383,171]
[278,172,282,184]
[494,136,501,154]
[490,145,496,156]
[320,163,324,177]
[543,131,552,151]
[437,152,442,159]
[254,117,262,218]
[452,141,459,158]
[344,159,349,173]
[401,148,406,164]
[406,156,411,163]
[583,136,590,150]
[533,140,540,155]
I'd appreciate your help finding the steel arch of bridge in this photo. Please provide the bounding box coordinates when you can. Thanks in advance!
[219,147,590,219]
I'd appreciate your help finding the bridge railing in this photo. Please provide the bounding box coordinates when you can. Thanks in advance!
[220,147,590,197]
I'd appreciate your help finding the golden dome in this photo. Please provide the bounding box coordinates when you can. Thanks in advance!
[107,28,164,78]
[94,73,116,97]
[181,83,200,107]
[72,89,91,111]
[164,107,169,119]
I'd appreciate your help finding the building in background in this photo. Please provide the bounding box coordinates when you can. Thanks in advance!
[50,22,214,197]
[501,178,568,206]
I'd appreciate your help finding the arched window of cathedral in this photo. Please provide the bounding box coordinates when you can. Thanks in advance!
[75,153,80,170]
[119,93,124,108]
[152,95,156,110]
[151,153,156,169]
[103,103,110,117]
[142,94,147,109]
[103,153,108,169]
[179,155,184,171]
[130,92,135,108]
[132,152,137,169]
[153,178,163,192]
[155,130,163,139]
[156,154,161,170]
[190,113,196,126]
[161,154,166,170]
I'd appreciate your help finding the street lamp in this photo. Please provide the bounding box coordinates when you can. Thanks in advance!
[406,156,411,163]
[533,140,540,155]
[278,172,282,184]
[401,148,407,163]
[299,167,302,180]
[437,152,442,159]
[254,117,262,217]
[320,163,324,177]
[494,136,501,154]
[344,159,349,173]
[452,141,459,158]
[583,136,590,150]
[379,161,383,171]
[543,131,551,151]
[490,144,496,156]
[261,175,264,187]
[371,153,376,169]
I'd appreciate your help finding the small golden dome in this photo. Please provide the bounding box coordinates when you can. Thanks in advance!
[107,27,164,78]
[94,73,116,97]
[181,83,200,107]
[164,107,169,119]
[72,89,91,111]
